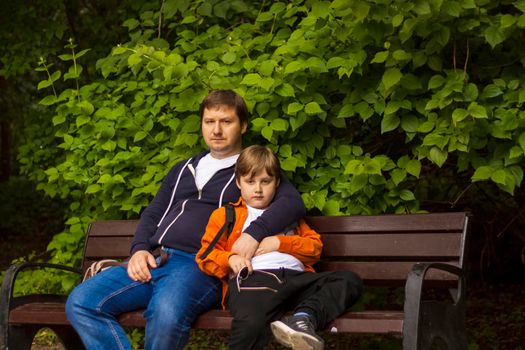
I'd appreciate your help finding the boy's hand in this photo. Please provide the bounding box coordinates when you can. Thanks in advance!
[231,233,259,259]
[254,236,280,256]
[228,254,252,274]
[127,250,157,282]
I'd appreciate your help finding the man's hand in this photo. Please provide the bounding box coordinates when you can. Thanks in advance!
[127,250,157,282]
[254,236,280,256]
[231,233,259,259]
[228,254,252,274]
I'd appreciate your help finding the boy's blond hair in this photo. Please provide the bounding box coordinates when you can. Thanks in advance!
[235,145,281,180]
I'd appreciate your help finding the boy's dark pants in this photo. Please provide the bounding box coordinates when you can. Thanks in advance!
[227,269,362,350]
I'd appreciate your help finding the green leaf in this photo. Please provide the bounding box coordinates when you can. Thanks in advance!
[472,166,492,181]
[391,168,406,185]
[326,57,346,69]
[519,131,525,151]
[259,60,275,76]
[401,115,419,132]
[261,126,273,141]
[240,73,262,86]
[484,26,505,48]
[337,104,354,119]
[452,108,469,125]
[350,174,368,193]
[428,147,448,167]
[371,51,389,63]
[399,189,415,201]
[468,102,488,119]
[481,84,503,98]
[78,101,94,115]
[257,11,274,22]
[428,75,445,89]
[287,102,303,115]
[279,144,292,158]
[221,52,237,65]
[39,95,58,106]
[112,46,128,55]
[509,146,523,159]
[392,14,404,27]
[276,83,295,97]
[86,184,101,194]
[381,114,400,133]
[128,53,142,66]
[393,49,411,61]
[382,68,403,90]
[134,131,148,142]
[491,169,507,185]
[323,199,340,215]
[406,159,421,177]
[290,113,307,131]
[501,14,517,28]
[271,119,288,131]
[284,60,306,75]
[76,115,90,127]
[281,157,298,171]
[304,102,322,115]
[37,80,53,90]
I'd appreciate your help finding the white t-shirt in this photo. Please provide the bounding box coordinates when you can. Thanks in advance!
[243,205,305,272]
[195,153,238,190]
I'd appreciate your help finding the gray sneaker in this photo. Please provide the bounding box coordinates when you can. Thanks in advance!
[270,315,325,350]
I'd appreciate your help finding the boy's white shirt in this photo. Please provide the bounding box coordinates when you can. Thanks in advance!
[195,153,239,190]
[242,205,305,272]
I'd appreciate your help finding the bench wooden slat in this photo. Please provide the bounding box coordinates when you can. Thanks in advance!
[306,212,467,233]
[86,220,139,237]
[84,237,133,258]
[9,304,404,335]
[321,233,462,258]
[316,261,460,283]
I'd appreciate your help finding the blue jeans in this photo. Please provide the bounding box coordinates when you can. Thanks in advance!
[65,249,221,350]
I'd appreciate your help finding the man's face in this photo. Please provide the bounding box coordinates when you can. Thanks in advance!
[202,106,247,159]
[236,170,279,209]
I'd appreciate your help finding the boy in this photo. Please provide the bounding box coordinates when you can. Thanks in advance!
[196,145,362,350]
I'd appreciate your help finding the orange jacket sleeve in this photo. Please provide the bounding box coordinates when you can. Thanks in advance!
[276,219,323,268]
[195,207,236,280]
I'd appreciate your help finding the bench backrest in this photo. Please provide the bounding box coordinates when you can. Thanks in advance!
[83,212,469,286]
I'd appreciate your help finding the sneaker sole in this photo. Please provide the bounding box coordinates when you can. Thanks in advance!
[270,320,324,350]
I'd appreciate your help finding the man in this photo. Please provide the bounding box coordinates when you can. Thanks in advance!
[66,90,305,350]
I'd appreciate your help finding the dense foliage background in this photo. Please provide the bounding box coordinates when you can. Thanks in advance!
[2,0,525,305]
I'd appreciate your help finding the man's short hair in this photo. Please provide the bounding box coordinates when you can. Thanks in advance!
[199,90,249,126]
[235,145,281,181]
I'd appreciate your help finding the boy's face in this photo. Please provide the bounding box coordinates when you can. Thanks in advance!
[236,170,279,209]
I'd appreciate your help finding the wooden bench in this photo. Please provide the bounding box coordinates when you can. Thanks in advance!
[1,212,470,350]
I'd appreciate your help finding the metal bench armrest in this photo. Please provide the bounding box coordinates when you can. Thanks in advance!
[403,262,466,349]
[1,262,81,349]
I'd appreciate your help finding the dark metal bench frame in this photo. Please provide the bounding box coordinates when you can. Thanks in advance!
[1,212,470,350]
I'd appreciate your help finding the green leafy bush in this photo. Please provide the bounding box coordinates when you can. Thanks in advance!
[15,0,525,291]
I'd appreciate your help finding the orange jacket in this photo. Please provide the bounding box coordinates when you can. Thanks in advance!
[196,197,323,309]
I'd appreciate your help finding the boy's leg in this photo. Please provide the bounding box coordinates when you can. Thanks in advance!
[270,270,362,350]
[290,270,362,327]
[227,269,293,350]
[66,265,152,350]
[144,249,221,350]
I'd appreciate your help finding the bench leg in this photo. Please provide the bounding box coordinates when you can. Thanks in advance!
[403,301,467,350]
[51,325,85,350]
[5,325,84,350]
[7,325,40,350]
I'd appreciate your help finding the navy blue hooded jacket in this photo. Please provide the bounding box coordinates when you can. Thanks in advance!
[130,151,305,255]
